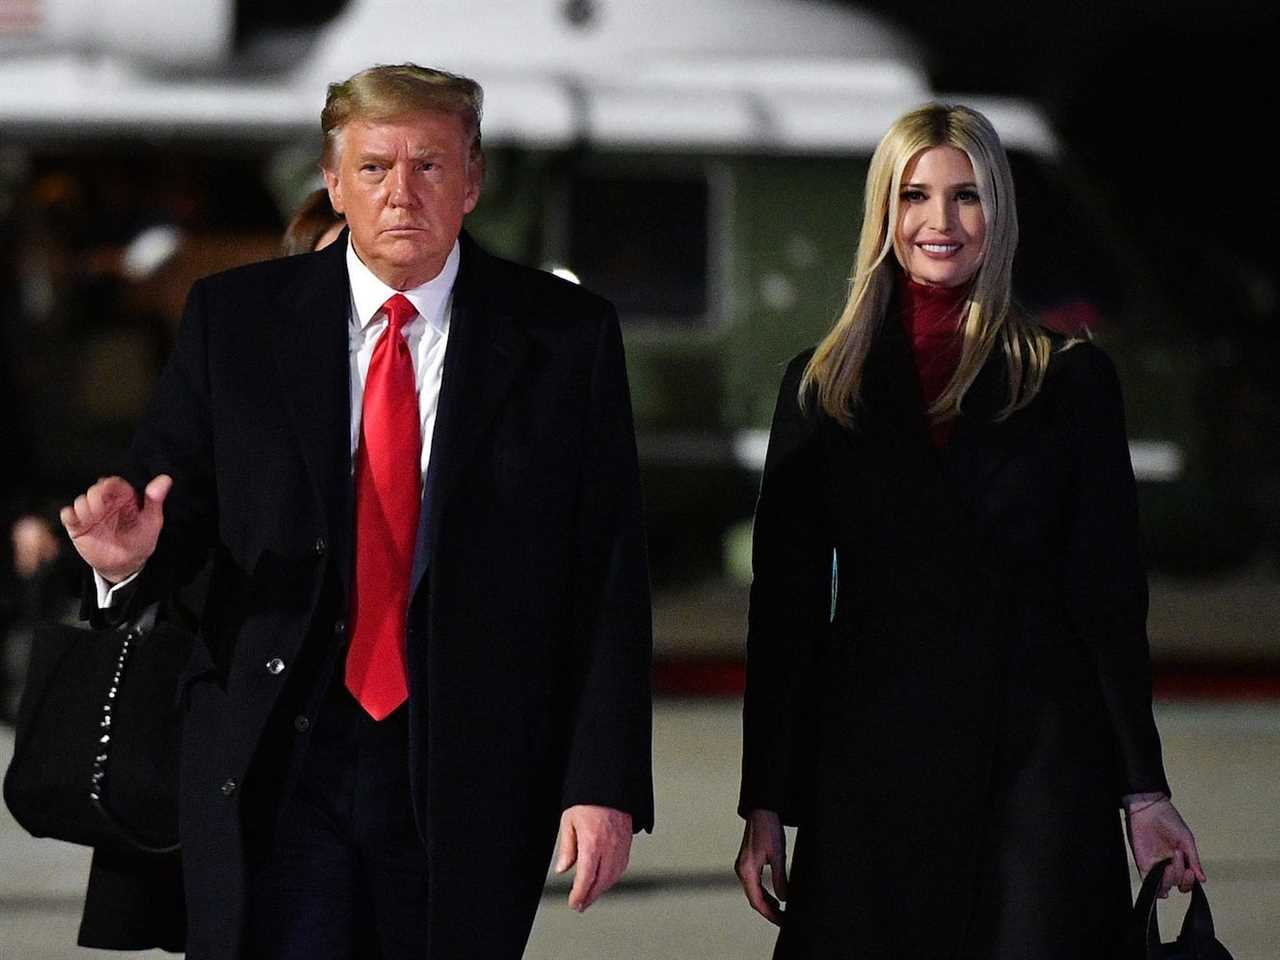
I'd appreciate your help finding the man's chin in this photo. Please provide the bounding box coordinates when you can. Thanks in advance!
[365,248,450,287]
[379,232,447,261]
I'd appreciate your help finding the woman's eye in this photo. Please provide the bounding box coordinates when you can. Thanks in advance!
[901,189,926,202]
[956,189,980,203]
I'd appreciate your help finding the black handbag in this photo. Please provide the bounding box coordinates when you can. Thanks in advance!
[3,603,193,855]
[1118,857,1235,959]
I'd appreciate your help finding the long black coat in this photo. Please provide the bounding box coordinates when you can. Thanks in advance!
[739,316,1169,959]
[88,233,654,959]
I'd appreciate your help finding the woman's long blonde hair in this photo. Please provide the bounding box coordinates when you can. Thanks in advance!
[801,103,1051,427]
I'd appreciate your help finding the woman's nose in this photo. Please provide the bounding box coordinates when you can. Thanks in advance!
[928,197,955,231]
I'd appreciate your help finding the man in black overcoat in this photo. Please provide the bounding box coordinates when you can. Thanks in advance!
[61,63,654,959]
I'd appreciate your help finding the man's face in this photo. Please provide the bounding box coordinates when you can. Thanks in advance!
[324,110,481,290]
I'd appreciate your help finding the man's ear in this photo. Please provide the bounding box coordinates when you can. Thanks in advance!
[323,166,344,215]
[463,155,483,215]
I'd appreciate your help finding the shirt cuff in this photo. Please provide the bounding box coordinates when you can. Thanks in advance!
[95,568,142,609]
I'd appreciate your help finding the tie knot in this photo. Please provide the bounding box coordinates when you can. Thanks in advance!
[382,293,417,334]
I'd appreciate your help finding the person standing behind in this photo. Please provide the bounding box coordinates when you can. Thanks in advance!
[735,103,1201,958]
[62,63,653,960]
[282,187,346,257]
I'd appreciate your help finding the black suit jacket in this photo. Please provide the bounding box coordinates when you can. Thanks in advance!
[96,233,653,959]
[740,315,1168,957]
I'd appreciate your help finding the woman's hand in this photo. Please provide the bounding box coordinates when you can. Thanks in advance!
[1125,797,1206,898]
[735,809,789,925]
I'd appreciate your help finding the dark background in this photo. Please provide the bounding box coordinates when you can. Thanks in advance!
[852,0,1277,347]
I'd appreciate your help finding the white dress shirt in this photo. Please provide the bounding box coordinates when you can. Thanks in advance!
[97,236,460,606]
[346,235,457,483]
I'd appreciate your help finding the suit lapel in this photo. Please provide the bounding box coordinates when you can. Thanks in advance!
[410,235,530,598]
[268,236,354,591]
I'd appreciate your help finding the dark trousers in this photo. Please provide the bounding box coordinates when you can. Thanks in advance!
[246,673,428,960]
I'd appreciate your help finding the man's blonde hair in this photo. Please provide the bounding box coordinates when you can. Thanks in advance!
[320,63,484,171]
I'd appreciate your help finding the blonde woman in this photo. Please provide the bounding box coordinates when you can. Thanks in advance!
[735,104,1203,958]
[281,188,345,256]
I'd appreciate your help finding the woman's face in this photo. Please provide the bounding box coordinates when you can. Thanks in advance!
[894,145,986,288]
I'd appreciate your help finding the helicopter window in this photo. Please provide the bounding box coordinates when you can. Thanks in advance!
[565,173,710,324]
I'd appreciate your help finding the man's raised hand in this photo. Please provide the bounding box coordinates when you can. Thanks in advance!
[60,474,171,583]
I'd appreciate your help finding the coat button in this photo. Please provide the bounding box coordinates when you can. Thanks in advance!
[293,715,311,733]
[220,778,237,797]
[313,537,327,557]
[266,657,285,675]
[333,618,346,637]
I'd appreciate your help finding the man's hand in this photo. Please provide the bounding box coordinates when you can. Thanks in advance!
[553,804,633,912]
[60,475,171,583]
[1126,797,1206,898]
[735,808,788,925]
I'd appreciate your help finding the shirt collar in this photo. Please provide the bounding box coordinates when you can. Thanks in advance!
[345,236,460,337]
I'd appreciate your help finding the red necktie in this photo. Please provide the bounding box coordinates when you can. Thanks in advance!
[347,293,421,720]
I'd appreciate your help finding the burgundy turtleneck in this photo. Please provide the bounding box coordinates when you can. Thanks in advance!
[898,274,968,447]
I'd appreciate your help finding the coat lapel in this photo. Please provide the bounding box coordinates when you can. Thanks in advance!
[854,312,986,611]
[858,311,941,477]
[848,305,1051,614]
[942,343,1037,496]
[268,236,354,590]
[410,235,530,598]
[862,303,1039,502]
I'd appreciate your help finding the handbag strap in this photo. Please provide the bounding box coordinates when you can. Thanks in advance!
[1130,857,1171,953]
[132,601,160,636]
[1131,857,1220,958]
[87,602,181,855]
[1177,881,1217,943]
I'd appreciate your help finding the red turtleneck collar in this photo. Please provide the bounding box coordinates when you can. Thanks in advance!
[898,274,969,446]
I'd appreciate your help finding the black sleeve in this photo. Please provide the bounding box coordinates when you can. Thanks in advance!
[558,307,655,833]
[739,350,832,823]
[80,279,218,627]
[1061,343,1170,798]
[79,848,185,951]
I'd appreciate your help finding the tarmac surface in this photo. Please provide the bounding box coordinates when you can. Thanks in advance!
[3,698,1278,959]
[651,562,1280,664]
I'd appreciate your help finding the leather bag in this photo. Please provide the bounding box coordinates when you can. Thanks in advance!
[3,604,192,855]
[1118,857,1235,959]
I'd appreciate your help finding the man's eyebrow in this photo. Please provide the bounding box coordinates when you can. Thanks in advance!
[355,149,446,162]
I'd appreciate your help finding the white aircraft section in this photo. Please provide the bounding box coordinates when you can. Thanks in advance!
[0,0,233,67]
[0,0,1057,154]
[298,0,918,76]
[0,54,311,135]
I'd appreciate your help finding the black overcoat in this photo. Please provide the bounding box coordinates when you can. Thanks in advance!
[739,316,1169,959]
[87,233,654,959]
